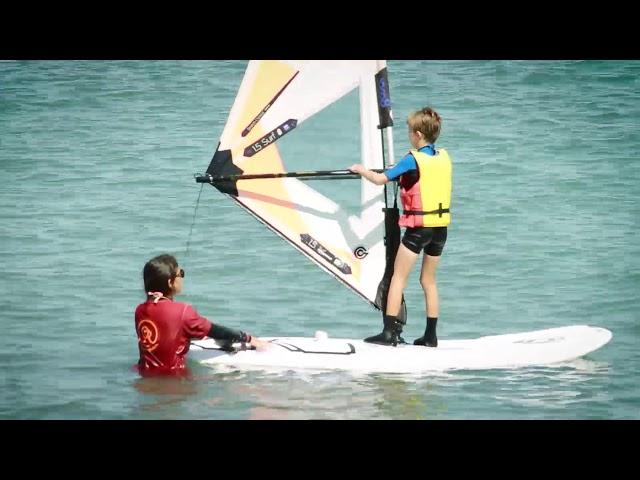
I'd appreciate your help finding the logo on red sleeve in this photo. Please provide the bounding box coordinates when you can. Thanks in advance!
[138,319,159,352]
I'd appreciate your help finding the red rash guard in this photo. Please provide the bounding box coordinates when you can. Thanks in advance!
[134,299,212,376]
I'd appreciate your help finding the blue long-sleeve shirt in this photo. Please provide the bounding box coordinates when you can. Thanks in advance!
[384,144,436,181]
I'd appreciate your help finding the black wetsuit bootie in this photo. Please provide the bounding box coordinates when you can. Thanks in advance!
[414,317,438,347]
[364,315,405,347]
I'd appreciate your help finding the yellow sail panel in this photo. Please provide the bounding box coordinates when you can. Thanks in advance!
[229,60,298,172]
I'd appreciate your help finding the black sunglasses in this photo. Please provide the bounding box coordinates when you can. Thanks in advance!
[175,268,185,278]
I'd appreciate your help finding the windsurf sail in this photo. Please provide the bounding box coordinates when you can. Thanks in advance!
[196,60,405,321]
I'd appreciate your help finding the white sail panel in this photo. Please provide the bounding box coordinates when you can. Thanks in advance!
[206,60,392,306]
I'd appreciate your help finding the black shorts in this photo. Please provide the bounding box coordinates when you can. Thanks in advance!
[401,227,448,256]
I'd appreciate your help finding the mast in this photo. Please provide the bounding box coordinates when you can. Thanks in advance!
[372,61,407,322]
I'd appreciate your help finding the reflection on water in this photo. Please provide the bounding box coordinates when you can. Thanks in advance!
[489,360,613,414]
[222,359,612,419]
[129,358,613,419]
[210,369,453,420]
[133,374,201,414]
[132,369,228,416]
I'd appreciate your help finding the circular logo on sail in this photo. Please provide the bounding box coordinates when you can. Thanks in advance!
[138,319,159,352]
[354,246,368,259]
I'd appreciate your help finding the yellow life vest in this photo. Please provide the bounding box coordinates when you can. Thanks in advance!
[399,148,452,228]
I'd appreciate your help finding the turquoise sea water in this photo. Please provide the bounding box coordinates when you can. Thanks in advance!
[1,60,638,419]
